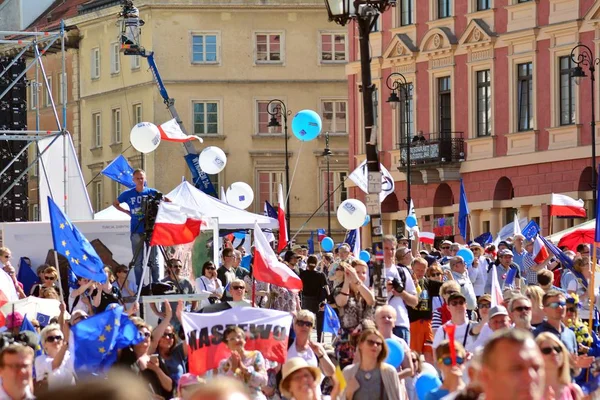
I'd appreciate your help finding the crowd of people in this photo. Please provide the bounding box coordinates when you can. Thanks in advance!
[0,229,599,400]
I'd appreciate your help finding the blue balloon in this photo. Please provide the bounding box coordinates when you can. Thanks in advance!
[457,248,474,265]
[406,215,418,228]
[321,237,334,252]
[359,250,371,263]
[415,373,442,400]
[291,110,322,141]
[362,215,371,227]
[384,338,405,369]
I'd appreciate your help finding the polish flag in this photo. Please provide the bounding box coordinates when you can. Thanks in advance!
[490,264,504,307]
[419,232,435,245]
[150,202,207,246]
[277,184,288,253]
[0,269,19,327]
[253,221,302,292]
[533,235,550,264]
[550,193,586,218]
[158,118,203,143]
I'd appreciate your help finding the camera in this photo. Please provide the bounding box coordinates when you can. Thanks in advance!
[390,278,404,293]
[141,192,163,234]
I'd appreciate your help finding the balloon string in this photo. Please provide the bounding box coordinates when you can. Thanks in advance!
[285,140,304,205]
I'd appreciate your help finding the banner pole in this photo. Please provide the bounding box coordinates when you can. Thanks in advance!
[53,250,65,304]
[589,242,597,333]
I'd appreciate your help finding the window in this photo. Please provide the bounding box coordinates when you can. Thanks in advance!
[322,171,348,212]
[112,108,121,143]
[559,56,575,126]
[93,112,102,147]
[91,48,100,79]
[438,0,451,18]
[193,101,219,135]
[30,80,37,110]
[94,181,103,212]
[257,101,282,134]
[438,77,452,134]
[320,33,346,63]
[58,73,66,105]
[321,100,347,134]
[517,0,532,2]
[400,0,413,25]
[517,62,533,131]
[133,103,142,125]
[477,0,490,10]
[397,83,414,144]
[45,76,52,107]
[191,34,218,63]
[476,70,491,137]
[113,180,122,199]
[31,204,39,221]
[131,54,140,69]
[258,171,284,206]
[110,43,120,74]
[255,33,282,63]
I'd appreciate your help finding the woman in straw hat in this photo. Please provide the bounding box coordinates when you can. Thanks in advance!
[279,357,322,400]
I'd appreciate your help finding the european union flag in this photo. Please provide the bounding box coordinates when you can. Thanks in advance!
[36,313,50,327]
[458,179,470,240]
[473,232,493,247]
[16,257,38,295]
[264,201,278,219]
[67,268,79,290]
[101,155,136,189]
[505,267,518,286]
[344,229,357,252]
[522,220,541,241]
[20,315,42,357]
[323,303,340,335]
[307,231,315,255]
[47,196,107,283]
[71,305,143,373]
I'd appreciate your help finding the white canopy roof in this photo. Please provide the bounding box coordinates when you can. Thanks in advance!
[167,181,279,229]
[94,203,130,221]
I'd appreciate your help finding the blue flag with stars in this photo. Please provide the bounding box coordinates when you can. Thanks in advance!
[101,155,136,188]
[323,303,341,335]
[20,315,42,357]
[71,305,143,373]
[47,196,107,283]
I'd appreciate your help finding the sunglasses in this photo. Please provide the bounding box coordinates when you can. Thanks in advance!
[365,339,383,347]
[439,356,464,366]
[162,333,175,339]
[45,335,63,343]
[478,303,491,309]
[546,301,566,309]
[450,300,466,306]
[540,346,562,355]
[44,276,55,281]
[441,246,450,250]
[429,273,442,277]
[514,306,532,312]
[231,286,245,290]
[296,320,313,328]
[205,266,216,271]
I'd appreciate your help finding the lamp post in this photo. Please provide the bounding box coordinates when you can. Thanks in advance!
[323,131,333,236]
[267,99,292,246]
[324,0,395,299]
[571,44,599,218]
[386,72,411,220]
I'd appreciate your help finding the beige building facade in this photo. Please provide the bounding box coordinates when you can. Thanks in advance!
[68,0,349,243]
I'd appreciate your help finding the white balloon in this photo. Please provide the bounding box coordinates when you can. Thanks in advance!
[336,199,367,230]
[199,146,227,175]
[130,122,161,153]
[226,182,254,209]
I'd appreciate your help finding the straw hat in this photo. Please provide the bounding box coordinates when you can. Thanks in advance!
[279,357,322,398]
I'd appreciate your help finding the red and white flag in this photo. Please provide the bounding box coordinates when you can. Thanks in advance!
[0,270,19,327]
[550,193,586,218]
[419,232,435,245]
[254,221,302,292]
[277,184,288,252]
[182,308,293,376]
[533,235,550,264]
[158,118,203,143]
[150,202,208,246]
[490,264,503,307]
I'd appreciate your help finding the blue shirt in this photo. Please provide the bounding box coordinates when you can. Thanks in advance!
[533,321,578,354]
[425,388,450,400]
[117,187,158,234]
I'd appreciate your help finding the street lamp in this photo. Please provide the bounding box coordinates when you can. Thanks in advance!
[267,99,292,247]
[386,72,411,224]
[571,44,600,218]
[324,0,396,299]
[323,131,333,236]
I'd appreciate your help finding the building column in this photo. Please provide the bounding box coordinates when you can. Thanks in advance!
[489,208,501,237]
[471,209,482,238]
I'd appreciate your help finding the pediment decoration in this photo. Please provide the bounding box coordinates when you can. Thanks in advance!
[420,27,457,57]
[383,33,418,62]
[585,0,600,23]
[458,19,496,49]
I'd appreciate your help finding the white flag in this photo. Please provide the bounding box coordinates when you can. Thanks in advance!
[348,160,395,202]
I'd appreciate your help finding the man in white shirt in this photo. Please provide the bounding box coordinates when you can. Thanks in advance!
[469,305,511,352]
[382,235,401,281]
[432,292,474,355]
[467,242,487,298]
[0,344,35,400]
[387,245,418,344]
[449,256,477,313]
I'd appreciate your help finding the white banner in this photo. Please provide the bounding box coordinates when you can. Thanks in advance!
[348,160,395,202]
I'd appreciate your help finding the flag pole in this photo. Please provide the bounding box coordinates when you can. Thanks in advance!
[589,243,597,332]
[467,214,473,243]
[252,277,256,307]
[53,250,65,304]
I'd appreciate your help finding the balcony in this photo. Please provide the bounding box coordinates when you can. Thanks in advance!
[395,131,464,184]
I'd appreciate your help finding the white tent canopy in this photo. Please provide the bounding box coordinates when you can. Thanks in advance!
[167,181,279,229]
[94,203,130,220]
[547,219,595,243]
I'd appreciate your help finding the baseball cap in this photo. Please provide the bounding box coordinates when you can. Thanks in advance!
[447,292,466,302]
[489,305,509,319]
[424,255,437,267]
[499,249,514,257]
[498,241,510,248]
[478,294,492,304]
[291,244,302,252]
[469,242,483,249]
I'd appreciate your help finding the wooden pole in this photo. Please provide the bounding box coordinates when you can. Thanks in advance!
[589,243,597,333]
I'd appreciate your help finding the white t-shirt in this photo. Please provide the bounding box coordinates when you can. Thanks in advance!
[388,265,417,329]
[467,322,493,352]
[34,351,76,389]
[432,320,474,352]
[196,276,224,308]
[467,257,487,296]
[286,340,324,394]
[384,263,401,281]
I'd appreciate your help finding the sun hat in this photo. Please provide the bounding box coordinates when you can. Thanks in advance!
[279,357,322,398]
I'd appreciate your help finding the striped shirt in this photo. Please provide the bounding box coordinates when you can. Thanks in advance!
[522,252,541,285]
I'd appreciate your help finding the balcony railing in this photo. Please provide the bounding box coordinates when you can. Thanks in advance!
[398,131,464,168]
